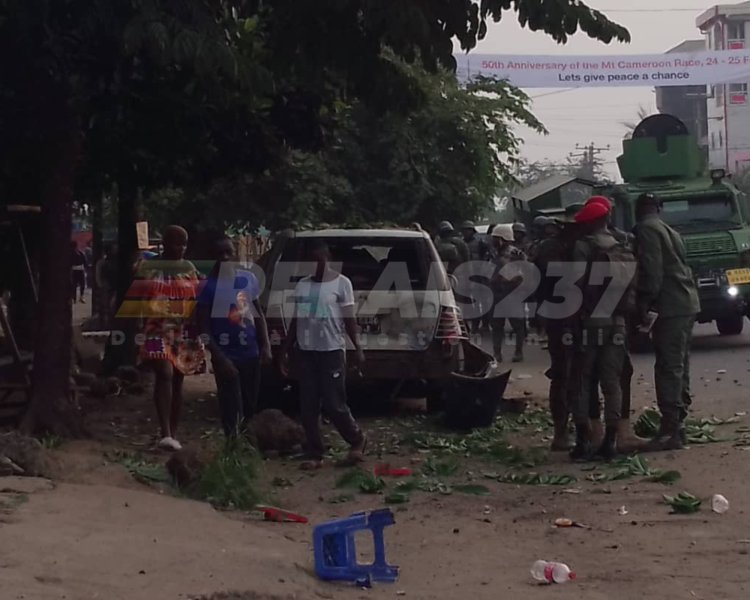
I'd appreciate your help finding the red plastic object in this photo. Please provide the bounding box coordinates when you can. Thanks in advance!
[256,505,309,524]
[373,464,413,478]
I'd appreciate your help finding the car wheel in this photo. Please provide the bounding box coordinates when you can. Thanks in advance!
[716,315,744,336]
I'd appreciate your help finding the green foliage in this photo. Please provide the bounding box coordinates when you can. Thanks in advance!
[586,454,681,485]
[405,417,548,467]
[384,491,411,504]
[110,451,170,484]
[39,434,64,450]
[191,439,263,511]
[422,456,460,478]
[453,484,491,496]
[647,470,682,485]
[491,472,577,486]
[663,492,701,514]
[335,469,387,494]
[635,409,732,445]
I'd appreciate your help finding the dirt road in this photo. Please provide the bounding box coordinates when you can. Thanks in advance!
[3,324,750,599]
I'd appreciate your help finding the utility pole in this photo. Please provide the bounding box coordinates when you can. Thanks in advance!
[569,142,610,180]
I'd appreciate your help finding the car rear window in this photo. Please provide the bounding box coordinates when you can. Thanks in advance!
[276,236,444,291]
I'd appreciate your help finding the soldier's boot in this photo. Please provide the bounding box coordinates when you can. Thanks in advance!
[643,420,684,452]
[679,424,688,446]
[589,419,605,448]
[594,425,618,462]
[550,419,572,452]
[616,419,648,453]
[569,423,592,462]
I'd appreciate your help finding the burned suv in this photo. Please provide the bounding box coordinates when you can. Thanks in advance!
[257,228,467,407]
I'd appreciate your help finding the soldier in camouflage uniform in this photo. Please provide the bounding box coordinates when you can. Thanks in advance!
[461,220,490,332]
[634,193,700,451]
[489,224,527,363]
[581,195,645,451]
[534,215,579,450]
[569,201,634,460]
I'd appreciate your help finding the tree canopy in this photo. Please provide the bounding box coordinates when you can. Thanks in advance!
[0,0,628,434]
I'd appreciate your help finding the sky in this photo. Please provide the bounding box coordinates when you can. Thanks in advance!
[469,0,713,180]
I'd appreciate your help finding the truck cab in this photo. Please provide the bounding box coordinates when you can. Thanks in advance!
[609,114,750,335]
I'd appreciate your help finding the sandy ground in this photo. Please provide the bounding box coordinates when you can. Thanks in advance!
[4,322,750,599]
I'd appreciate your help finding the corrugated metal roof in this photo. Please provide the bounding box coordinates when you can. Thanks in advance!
[511,174,596,203]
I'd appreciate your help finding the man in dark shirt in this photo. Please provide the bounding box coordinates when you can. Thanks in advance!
[198,237,272,439]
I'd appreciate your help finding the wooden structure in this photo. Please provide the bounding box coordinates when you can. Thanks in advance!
[0,204,40,424]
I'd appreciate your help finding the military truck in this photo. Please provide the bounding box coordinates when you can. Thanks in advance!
[607,114,750,335]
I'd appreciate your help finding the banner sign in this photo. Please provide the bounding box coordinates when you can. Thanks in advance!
[455,49,750,87]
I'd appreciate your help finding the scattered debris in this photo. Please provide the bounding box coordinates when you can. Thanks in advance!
[255,505,308,524]
[617,506,629,516]
[0,432,48,477]
[374,464,413,478]
[711,494,730,514]
[554,518,591,529]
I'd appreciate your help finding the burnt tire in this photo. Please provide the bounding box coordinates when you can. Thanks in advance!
[717,315,744,336]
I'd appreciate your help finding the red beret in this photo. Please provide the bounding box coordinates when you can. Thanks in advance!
[585,195,612,210]
[574,202,610,223]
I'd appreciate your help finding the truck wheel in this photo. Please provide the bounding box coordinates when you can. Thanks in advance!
[717,316,745,336]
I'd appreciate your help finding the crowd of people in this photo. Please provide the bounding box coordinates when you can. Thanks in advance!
[434,193,698,460]
[128,227,366,469]
[121,192,698,466]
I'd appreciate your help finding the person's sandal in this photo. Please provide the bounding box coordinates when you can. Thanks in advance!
[336,436,368,468]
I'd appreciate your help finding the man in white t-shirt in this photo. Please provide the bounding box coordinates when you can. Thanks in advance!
[281,240,366,469]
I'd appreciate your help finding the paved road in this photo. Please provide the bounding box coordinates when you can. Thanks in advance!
[479,322,750,418]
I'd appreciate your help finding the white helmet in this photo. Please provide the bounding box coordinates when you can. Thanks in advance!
[491,224,515,242]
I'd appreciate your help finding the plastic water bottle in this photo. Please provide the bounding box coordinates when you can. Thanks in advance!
[531,560,576,584]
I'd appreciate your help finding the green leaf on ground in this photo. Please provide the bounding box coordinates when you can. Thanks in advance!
[422,456,459,477]
[384,492,411,504]
[647,470,682,484]
[663,491,701,514]
[496,472,576,486]
[335,469,386,494]
[634,409,661,438]
[395,479,420,493]
[454,484,491,496]
[112,452,170,484]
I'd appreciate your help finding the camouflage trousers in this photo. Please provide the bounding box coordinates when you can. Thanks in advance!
[575,326,626,426]
[652,315,695,427]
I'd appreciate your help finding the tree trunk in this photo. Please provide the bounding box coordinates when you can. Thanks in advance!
[91,192,104,326]
[20,113,86,437]
[101,186,138,374]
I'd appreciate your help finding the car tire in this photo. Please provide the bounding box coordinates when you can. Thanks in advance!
[716,315,744,336]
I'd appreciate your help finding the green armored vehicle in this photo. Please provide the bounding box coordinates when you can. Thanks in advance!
[608,114,750,335]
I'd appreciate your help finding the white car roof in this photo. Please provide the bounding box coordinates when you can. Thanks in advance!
[295,228,428,239]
